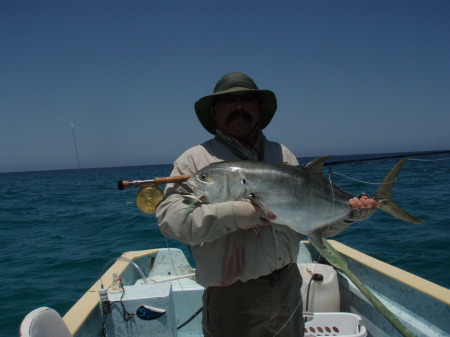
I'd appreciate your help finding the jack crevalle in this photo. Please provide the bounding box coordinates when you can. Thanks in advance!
[186,155,423,245]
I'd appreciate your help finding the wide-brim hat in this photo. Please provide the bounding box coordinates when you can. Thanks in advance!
[194,72,277,134]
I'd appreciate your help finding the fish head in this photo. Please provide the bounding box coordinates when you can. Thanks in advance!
[187,163,248,203]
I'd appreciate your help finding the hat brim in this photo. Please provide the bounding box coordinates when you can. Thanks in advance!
[194,87,277,134]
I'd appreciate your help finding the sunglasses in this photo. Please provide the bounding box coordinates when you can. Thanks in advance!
[215,93,259,105]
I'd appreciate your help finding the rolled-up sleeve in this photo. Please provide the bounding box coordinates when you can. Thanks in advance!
[157,193,239,246]
[156,146,239,246]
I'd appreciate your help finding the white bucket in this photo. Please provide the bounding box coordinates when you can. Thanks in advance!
[298,263,340,312]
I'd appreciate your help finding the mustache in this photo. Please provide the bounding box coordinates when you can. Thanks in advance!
[227,109,252,123]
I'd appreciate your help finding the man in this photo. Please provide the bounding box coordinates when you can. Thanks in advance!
[156,72,376,337]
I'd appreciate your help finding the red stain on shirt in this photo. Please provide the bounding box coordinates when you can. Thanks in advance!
[220,236,246,286]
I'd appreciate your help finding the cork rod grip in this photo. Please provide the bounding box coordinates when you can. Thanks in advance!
[154,175,192,185]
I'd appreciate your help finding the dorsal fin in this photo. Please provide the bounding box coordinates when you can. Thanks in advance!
[304,155,333,174]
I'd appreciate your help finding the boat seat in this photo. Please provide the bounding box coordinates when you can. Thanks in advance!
[19,307,73,337]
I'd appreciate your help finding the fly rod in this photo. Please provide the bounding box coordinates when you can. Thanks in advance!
[117,175,192,190]
[323,150,450,166]
[119,150,450,190]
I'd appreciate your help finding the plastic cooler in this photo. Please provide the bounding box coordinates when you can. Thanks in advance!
[304,312,367,337]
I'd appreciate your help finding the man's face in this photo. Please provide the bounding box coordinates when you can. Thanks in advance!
[211,92,261,139]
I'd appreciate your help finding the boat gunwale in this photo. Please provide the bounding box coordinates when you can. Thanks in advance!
[63,248,159,335]
[326,240,450,305]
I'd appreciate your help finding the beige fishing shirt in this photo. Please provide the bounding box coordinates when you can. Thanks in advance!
[156,131,303,287]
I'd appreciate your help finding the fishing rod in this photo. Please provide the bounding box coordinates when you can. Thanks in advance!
[119,150,449,213]
[119,150,450,190]
[323,150,450,166]
[117,175,192,190]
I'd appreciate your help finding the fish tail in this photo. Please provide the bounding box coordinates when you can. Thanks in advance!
[374,159,424,224]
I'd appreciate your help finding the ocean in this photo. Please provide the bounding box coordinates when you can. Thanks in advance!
[1,151,449,336]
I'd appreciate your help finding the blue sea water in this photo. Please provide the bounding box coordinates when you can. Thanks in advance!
[1,152,449,336]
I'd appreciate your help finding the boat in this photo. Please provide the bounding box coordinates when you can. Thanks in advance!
[20,240,450,337]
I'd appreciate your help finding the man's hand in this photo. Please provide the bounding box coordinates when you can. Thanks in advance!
[232,201,271,230]
[349,194,378,222]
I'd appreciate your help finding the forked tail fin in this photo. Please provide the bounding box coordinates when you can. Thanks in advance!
[374,159,424,224]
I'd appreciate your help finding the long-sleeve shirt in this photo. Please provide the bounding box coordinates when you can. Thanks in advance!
[156,132,303,287]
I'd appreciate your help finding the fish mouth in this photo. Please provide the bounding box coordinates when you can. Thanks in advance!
[186,179,206,202]
[182,193,204,203]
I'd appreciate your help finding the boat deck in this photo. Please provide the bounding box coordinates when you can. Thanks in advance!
[61,241,450,337]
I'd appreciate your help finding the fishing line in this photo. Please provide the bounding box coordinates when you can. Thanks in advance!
[164,237,199,314]
[272,285,303,337]
[70,123,108,294]
[331,156,450,185]
[274,169,338,336]
[332,172,395,185]
[302,168,337,265]
[327,167,337,236]
[71,123,81,169]
[297,170,338,309]
[163,236,209,333]
[290,168,339,336]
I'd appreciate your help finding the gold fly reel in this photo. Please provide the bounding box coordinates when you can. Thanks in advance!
[135,185,164,214]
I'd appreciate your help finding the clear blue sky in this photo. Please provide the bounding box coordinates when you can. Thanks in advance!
[1,1,449,173]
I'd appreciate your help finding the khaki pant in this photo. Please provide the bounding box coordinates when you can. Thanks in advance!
[202,264,304,337]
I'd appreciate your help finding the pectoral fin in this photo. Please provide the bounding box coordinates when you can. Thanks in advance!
[248,193,277,220]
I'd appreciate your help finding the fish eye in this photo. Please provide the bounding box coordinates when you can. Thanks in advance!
[242,179,246,185]
[199,173,207,181]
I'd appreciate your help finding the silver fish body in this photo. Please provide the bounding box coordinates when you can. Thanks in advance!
[187,156,423,242]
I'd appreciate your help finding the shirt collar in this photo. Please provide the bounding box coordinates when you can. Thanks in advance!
[215,129,265,150]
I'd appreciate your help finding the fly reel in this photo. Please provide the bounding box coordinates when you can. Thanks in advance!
[118,174,192,214]
[135,185,165,214]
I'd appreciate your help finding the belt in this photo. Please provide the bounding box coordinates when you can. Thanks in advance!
[258,263,291,281]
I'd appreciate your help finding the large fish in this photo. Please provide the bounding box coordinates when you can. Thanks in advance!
[186,155,423,245]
